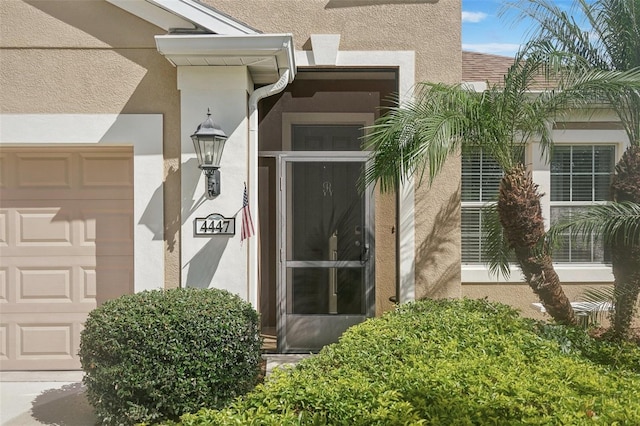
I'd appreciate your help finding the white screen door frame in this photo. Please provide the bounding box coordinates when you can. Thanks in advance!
[277,151,375,352]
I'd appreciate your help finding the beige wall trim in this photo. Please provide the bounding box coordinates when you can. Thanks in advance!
[294,49,417,302]
[310,34,341,65]
[0,114,165,293]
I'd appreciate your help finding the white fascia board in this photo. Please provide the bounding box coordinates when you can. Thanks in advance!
[149,0,259,34]
[106,0,196,31]
[107,0,258,34]
[156,34,296,82]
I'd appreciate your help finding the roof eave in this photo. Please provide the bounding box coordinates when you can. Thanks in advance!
[155,34,296,85]
[106,0,259,34]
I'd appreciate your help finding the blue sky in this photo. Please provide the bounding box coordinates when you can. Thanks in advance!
[462,0,576,57]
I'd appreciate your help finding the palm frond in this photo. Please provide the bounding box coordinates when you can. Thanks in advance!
[362,83,476,191]
[482,203,514,280]
[580,286,615,304]
[364,42,638,193]
[546,201,640,248]
[576,286,615,324]
[507,0,620,69]
[509,0,640,145]
[578,285,640,326]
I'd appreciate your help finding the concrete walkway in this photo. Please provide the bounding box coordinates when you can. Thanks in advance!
[0,371,92,426]
[0,355,309,426]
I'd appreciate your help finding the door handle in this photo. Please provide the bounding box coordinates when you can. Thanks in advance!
[329,231,338,314]
[360,244,370,264]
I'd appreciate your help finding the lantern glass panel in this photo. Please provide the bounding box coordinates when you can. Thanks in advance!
[211,136,226,167]
[193,136,224,168]
[202,138,215,167]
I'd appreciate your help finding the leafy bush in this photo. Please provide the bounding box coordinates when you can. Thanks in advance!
[176,298,640,425]
[79,288,262,425]
[538,322,640,373]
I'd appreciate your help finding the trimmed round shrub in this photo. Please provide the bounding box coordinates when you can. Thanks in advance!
[79,288,262,425]
[177,298,640,425]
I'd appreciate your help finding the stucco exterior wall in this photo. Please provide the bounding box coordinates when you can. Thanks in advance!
[462,282,614,323]
[209,0,463,302]
[177,66,253,295]
[205,0,460,83]
[2,0,463,303]
[0,0,182,288]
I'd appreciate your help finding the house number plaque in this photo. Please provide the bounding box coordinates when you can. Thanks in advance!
[194,213,235,236]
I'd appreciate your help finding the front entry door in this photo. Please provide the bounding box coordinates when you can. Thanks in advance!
[278,126,374,353]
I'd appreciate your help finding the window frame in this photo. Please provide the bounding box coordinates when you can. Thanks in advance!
[549,144,616,264]
[461,126,625,284]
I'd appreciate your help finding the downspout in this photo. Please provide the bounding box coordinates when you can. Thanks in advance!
[247,68,291,308]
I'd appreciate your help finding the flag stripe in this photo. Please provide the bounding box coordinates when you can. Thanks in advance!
[241,184,254,242]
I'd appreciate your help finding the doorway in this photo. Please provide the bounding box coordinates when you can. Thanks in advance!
[269,124,375,352]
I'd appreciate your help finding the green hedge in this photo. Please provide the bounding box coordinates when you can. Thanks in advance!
[176,298,640,425]
[79,288,262,425]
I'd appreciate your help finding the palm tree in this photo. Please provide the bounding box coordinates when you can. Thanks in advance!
[513,0,640,338]
[363,50,640,325]
[364,55,582,324]
[546,201,640,332]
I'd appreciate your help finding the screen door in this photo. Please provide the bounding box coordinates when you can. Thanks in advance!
[278,125,374,352]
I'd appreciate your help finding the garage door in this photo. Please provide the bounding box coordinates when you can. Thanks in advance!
[0,146,134,370]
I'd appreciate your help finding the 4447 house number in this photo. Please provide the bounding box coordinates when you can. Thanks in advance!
[194,214,236,236]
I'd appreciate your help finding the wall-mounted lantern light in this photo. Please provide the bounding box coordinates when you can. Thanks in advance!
[191,109,228,198]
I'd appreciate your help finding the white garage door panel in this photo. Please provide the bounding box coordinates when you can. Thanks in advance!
[0,263,98,310]
[96,256,134,305]
[0,202,133,258]
[1,313,87,370]
[0,146,133,371]
[82,202,134,256]
[0,268,6,303]
[0,148,133,201]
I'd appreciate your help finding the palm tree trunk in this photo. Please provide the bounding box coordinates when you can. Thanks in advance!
[611,145,640,338]
[611,247,640,338]
[498,164,577,326]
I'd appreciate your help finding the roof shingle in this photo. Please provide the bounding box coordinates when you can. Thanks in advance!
[462,51,515,84]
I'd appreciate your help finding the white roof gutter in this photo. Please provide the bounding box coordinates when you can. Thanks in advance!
[246,69,292,308]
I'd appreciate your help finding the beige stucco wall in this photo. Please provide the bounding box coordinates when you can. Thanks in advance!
[0,0,182,288]
[1,0,462,304]
[206,0,460,83]
[462,282,614,322]
[209,0,463,304]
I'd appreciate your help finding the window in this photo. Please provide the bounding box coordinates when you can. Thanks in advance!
[550,145,615,263]
[461,143,616,273]
[461,150,502,264]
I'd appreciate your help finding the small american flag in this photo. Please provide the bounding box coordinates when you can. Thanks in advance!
[240,183,255,242]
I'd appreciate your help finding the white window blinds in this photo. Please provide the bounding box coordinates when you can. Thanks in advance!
[550,145,615,263]
[461,150,502,264]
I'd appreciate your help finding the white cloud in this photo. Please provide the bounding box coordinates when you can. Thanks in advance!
[462,43,522,57]
[461,11,488,23]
